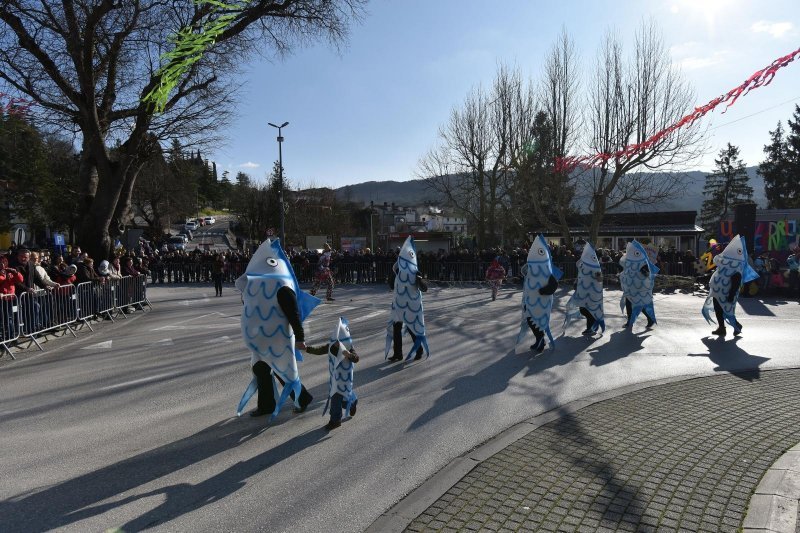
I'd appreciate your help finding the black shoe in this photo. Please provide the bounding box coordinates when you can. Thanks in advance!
[388,354,403,362]
[249,408,270,418]
[293,396,312,413]
[349,401,357,417]
[327,297,335,301]
[324,420,341,431]
[646,318,655,328]
[711,327,726,336]
[581,328,593,335]
[414,347,423,360]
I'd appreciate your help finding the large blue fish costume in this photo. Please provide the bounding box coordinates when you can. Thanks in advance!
[701,234,759,335]
[517,234,563,351]
[564,242,605,334]
[235,239,321,419]
[385,236,429,360]
[619,240,659,328]
[323,317,358,417]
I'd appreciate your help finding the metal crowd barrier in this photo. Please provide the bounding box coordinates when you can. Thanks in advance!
[116,275,151,316]
[1,293,20,359]
[17,285,78,351]
[2,276,151,358]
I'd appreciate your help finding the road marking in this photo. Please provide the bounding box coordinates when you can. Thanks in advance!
[348,310,386,324]
[81,340,113,350]
[99,372,179,391]
[450,318,464,328]
[149,338,174,346]
[155,324,237,331]
[205,335,233,343]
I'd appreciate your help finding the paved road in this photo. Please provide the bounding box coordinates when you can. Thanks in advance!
[1,283,798,532]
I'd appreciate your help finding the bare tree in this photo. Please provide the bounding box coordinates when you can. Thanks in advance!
[0,0,365,259]
[510,28,582,245]
[583,21,705,243]
[421,64,530,248]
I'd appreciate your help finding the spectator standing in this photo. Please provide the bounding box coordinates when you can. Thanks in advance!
[212,254,226,296]
[29,252,60,290]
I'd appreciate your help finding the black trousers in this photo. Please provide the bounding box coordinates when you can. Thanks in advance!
[579,307,596,329]
[625,299,654,324]
[252,361,312,412]
[393,321,419,358]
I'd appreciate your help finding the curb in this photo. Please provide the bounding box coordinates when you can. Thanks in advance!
[743,446,800,533]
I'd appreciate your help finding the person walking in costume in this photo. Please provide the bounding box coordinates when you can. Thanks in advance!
[386,236,429,362]
[619,240,658,329]
[235,239,321,420]
[517,235,562,352]
[564,242,605,335]
[701,234,759,336]
[310,243,335,301]
[485,257,506,301]
[305,317,359,431]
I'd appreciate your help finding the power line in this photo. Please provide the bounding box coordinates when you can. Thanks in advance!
[708,95,800,131]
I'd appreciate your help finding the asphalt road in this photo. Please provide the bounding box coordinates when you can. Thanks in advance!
[1,283,798,532]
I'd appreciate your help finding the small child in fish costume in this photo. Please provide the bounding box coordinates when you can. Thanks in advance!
[564,242,605,335]
[619,240,658,329]
[305,317,359,431]
[701,235,759,336]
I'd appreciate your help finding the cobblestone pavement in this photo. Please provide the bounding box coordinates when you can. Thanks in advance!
[407,369,800,533]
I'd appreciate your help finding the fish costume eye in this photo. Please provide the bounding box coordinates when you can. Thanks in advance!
[537,248,545,256]
[409,251,415,258]
[266,258,278,267]
[737,248,742,255]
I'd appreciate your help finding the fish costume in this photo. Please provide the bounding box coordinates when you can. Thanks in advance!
[517,234,563,352]
[385,236,429,361]
[564,242,605,335]
[701,235,759,336]
[235,239,321,419]
[321,317,358,426]
[619,240,659,328]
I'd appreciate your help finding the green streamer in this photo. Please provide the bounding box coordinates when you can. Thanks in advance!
[143,0,249,113]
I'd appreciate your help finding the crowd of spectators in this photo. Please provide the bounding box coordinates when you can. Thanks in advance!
[3,237,799,298]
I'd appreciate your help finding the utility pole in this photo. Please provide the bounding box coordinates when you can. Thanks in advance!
[268,121,289,246]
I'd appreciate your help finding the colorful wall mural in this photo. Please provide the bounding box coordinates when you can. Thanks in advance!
[718,218,799,257]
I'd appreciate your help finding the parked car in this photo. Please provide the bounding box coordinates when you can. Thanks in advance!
[203,216,216,225]
[184,221,198,232]
[168,236,186,250]
[177,233,190,243]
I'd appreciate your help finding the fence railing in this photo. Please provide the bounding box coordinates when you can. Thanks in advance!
[1,293,20,359]
[1,275,150,359]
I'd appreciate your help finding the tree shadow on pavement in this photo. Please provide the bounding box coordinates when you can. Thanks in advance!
[688,336,770,381]
[587,329,650,367]
[0,417,324,532]
[406,349,529,432]
[547,409,649,530]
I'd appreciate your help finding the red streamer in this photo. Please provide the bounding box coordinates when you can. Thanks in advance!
[0,91,33,117]
[555,46,800,173]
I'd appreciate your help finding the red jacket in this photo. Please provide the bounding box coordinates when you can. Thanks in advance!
[0,269,24,295]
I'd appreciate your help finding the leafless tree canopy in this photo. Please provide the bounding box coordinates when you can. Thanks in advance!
[584,21,705,242]
[0,0,365,258]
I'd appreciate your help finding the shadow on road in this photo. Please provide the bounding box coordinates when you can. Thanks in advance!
[688,336,770,381]
[587,329,650,367]
[0,417,325,531]
[737,297,777,316]
[406,349,529,432]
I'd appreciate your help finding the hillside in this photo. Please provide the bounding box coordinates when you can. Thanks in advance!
[333,167,767,213]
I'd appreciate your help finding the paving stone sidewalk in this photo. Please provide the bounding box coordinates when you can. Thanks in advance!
[407,369,800,533]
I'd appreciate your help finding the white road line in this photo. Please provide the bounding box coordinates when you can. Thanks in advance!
[348,310,386,324]
[99,372,179,391]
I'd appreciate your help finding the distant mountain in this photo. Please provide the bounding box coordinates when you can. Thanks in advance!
[333,167,767,213]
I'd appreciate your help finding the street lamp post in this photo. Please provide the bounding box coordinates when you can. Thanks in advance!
[268,121,289,246]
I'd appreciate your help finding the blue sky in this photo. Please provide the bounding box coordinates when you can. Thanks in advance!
[211,0,800,189]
